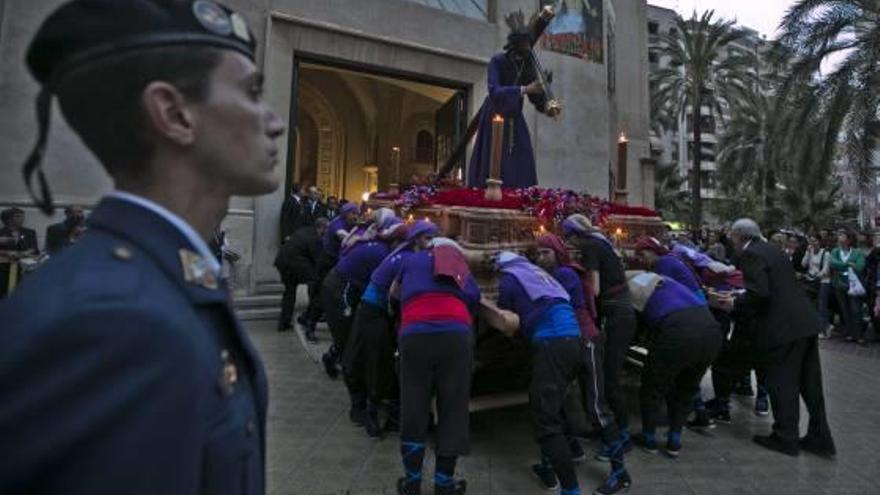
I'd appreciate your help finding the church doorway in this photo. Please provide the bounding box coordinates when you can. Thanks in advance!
[288,59,469,203]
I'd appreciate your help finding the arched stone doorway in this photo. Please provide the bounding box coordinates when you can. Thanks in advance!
[296,81,345,197]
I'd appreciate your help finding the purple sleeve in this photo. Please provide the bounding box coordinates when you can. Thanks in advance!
[370,253,401,291]
[657,257,701,293]
[556,267,586,310]
[463,277,481,312]
[489,56,523,116]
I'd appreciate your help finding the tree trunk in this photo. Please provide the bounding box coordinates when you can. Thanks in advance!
[690,98,703,242]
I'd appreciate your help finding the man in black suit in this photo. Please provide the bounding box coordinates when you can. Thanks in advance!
[275,217,328,339]
[324,196,339,220]
[712,218,835,458]
[45,206,86,254]
[0,208,39,254]
[280,183,309,241]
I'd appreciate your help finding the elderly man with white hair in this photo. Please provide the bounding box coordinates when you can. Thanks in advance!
[712,218,836,458]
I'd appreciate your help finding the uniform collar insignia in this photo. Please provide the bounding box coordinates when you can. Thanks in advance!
[179,248,219,290]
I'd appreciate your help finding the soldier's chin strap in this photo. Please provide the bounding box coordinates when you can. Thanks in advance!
[21,87,55,215]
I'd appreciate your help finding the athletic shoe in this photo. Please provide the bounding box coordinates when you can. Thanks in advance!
[686,412,716,431]
[296,314,311,327]
[530,463,559,491]
[434,480,467,495]
[754,395,770,416]
[594,469,632,495]
[753,434,799,457]
[707,409,731,424]
[632,433,658,454]
[664,439,681,459]
[304,327,318,343]
[569,438,587,463]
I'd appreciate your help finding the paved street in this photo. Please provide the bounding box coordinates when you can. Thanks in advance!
[250,315,880,495]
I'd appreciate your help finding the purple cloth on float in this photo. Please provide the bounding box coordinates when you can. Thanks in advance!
[655,255,703,295]
[671,244,715,269]
[467,52,542,189]
[642,276,707,327]
[335,240,391,290]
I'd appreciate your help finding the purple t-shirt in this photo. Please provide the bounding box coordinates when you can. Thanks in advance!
[642,276,707,326]
[655,254,702,294]
[335,241,391,290]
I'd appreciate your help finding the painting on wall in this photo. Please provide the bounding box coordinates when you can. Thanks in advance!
[538,0,604,63]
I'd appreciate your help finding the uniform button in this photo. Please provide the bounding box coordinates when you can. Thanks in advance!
[246,419,256,436]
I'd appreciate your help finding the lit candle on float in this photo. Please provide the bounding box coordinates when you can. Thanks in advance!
[489,115,504,180]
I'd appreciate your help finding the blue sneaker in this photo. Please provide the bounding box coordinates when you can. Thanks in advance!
[594,469,632,495]
[755,395,770,416]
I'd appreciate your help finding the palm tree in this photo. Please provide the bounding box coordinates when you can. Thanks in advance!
[652,10,753,237]
[778,0,880,223]
[653,160,691,221]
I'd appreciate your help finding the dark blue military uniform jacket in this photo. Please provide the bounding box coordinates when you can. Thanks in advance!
[0,197,269,495]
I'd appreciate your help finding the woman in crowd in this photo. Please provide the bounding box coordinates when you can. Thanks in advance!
[829,231,867,344]
[802,235,833,338]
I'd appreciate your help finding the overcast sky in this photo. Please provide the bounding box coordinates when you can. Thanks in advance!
[648,0,798,39]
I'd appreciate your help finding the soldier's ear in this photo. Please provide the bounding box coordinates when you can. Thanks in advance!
[142,81,196,147]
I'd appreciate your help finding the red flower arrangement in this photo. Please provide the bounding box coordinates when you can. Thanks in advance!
[372,186,659,226]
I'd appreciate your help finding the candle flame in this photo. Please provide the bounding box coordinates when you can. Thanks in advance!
[361,192,370,202]
[492,114,504,123]
[615,227,623,235]
[618,132,628,143]
[392,146,400,152]
[424,217,431,223]
[539,225,546,233]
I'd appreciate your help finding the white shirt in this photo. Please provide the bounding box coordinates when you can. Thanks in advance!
[107,191,221,276]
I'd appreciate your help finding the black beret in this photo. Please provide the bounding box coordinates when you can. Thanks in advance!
[27,0,257,87]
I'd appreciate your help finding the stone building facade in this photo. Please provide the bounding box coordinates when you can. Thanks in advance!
[0,0,651,299]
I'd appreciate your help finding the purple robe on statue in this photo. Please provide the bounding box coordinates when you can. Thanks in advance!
[467,52,547,189]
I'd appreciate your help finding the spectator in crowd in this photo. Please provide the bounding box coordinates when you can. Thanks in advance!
[274,217,328,339]
[706,231,727,262]
[306,186,326,220]
[713,219,835,458]
[0,208,39,255]
[802,235,833,338]
[45,206,86,254]
[789,235,808,274]
[325,196,340,219]
[280,183,310,241]
[830,231,866,344]
[769,232,787,252]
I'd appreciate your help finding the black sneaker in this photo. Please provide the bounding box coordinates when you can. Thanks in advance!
[321,351,339,380]
[632,433,658,454]
[397,477,421,495]
[569,438,587,463]
[296,314,311,327]
[304,327,318,343]
[686,412,716,431]
[754,395,770,417]
[365,409,383,439]
[594,469,632,495]
[434,480,467,495]
[799,436,836,459]
[664,440,681,459]
[530,463,559,491]
[707,409,731,424]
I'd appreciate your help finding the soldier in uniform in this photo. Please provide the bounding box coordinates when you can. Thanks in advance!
[0,1,284,494]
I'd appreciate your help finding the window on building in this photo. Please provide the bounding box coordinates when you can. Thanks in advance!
[701,170,717,189]
[648,21,659,35]
[415,130,434,163]
[648,51,659,64]
[403,0,488,21]
[669,27,678,36]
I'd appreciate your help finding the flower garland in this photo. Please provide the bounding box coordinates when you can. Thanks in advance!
[371,186,659,226]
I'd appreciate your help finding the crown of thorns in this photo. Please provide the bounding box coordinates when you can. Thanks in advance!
[505,10,530,36]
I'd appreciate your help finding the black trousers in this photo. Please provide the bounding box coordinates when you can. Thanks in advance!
[599,296,637,430]
[277,270,316,326]
[576,339,619,443]
[321,271,363,354]
[531,337,585,491]
[343,301,397,403]
[310,254,337,322]
[763,335,834,446]
[641,307,721,434]
[399,332,473,457]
